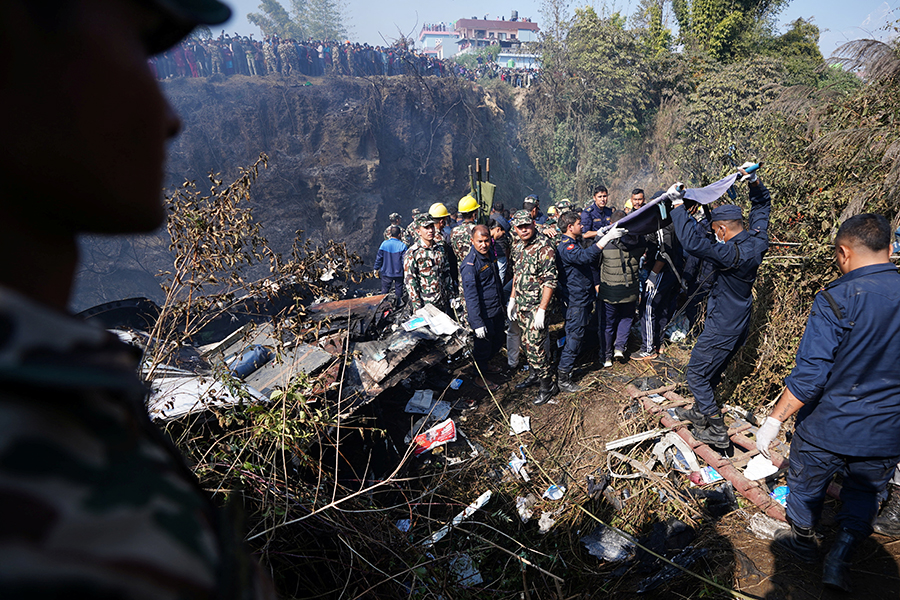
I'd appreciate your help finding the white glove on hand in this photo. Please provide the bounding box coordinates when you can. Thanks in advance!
[532,308,546,330]
[450,297,462,310]
[507,297,517,321]
[739,161,759,183]
[667,182,685,204]
[597,226,627,248]
[756,416,782,459]
[373,269,379,278]
[645,271,660,294]
[474,327,487,339]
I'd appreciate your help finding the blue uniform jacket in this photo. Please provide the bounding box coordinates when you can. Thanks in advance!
[557,234,602,307]
[374,238,407,278]
[460,246,503,330]
[581,204,613,233]
[671,183,771,335]
[787,263,900,456]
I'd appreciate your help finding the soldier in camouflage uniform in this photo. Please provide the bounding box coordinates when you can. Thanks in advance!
[0,1,276,597]
[404,208,421,246]
[404,214,455,314]
[508,210,559,405]
[383,212,402,240]
[545,198,574,247]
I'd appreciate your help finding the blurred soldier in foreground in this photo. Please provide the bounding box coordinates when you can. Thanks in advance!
[508,210,558,405]
[757,214,900,592]
[0,0,276,597]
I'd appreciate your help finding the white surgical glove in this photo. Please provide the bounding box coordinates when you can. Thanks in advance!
[645,271,660,294]
[597,226,627,248]
[756,416,782,459]
[739,161,759,183]
[474,326,487,338]
[507,297,518,321]
[532,308,546,330]
[450,296,462,310]
[667,182,685,203]
[373,269,379,277]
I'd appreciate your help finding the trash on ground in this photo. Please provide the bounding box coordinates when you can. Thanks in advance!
[770,485,789,507]
[636,547,708,593]
[450,378,463,390]
[605,427,669,451]
[747,512,789,540]
[542,484,566,501]
[412,419,457,456]
[405,389,451,420]
[603,485,627,511]
[691,465,723,485]
[538,512,556,534]
[396,519,411,533]
[586,471,611,499]
[404,416,429,444]
[581,523,635,562]
[422,490,492,547]
[691,482,739,518]
[647,393,665,403]
[652,432,701,473]
[449,553,483,587]
[743,454,779,480]
[637,518,696,560]
[515,494,538,523]
[509,413,531,435]
[508,445,530,481]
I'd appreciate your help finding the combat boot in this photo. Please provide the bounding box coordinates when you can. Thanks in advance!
[515,370,539,390]
[673,405,708,428]
[772,523,818,564]
[533,376,558,405]
[694,415,730,450]
[822,528,864,592]
[873,484,900,537]
[558,371,581,393]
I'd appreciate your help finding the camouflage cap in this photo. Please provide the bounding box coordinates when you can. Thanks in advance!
[556,198,573,213]
[414,213,435,228]
[389,212,401,220]
[411,208,422,216]
[510,209,533,227]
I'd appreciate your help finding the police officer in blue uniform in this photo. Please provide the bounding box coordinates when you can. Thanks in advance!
[756,213,900,592]
[669,166,771,450]
[555,211,625,392]
[581,185,614,241]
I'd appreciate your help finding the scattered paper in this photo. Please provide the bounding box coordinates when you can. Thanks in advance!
[508,446,530,482]
[538,512,556,534]
[413,419,457,456]
[543,484,566,501]
[515,496,535,523]
[744,454,779,480]
[422,490,492,547]
[509,413,531,435]
[405,389,451,420]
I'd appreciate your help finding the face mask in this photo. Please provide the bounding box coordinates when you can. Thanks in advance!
[716,234,725,245]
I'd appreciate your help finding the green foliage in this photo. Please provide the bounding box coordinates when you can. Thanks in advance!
[453,44,501,69]
[247,0,348,40]
[673,0,789,61]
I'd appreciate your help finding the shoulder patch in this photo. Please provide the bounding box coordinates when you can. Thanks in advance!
[567,244,575,250]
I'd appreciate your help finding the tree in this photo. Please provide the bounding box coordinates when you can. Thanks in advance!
[247,0,348,40]
[671,0,789,61]
[248,0,305,38]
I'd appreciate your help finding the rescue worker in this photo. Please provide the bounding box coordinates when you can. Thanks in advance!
[581,185,613,241]
[599,211,646,366]
[450,194,479,263]
[430,201,460,298]
[374,226,407,302]
[873,465,900,537]
[461,225,505,381]
[670,165,770,450]
[404,213,454,314]
[507,210,558,405]
[556,211,625,392]
[637,191,683,360]
[624,188,645,214]
[0,0,277,597]
[756,213,900,593]
[383,212,402,240]
[524,194,546,225]
[403,208,421,246]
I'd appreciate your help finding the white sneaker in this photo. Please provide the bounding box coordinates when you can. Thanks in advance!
[603,359,613,368]
[614,349,624,361]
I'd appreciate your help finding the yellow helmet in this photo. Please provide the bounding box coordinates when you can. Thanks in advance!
[458,194,479,214]
[429,202,450,218]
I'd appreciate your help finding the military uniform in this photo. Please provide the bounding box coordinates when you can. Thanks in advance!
[450,221,477,264]
[403,224,454,314]
[511,222,557,379]
[0,287,275,599]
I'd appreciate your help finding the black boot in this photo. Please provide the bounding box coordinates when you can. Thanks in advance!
[873,484,900,537]
[558,371,580,393]
[772,523,818,564]
[515,370,539,390]
[822,528,864,592]
[694,415,730,450]
[533,376,558,405]
[673,405,708,428]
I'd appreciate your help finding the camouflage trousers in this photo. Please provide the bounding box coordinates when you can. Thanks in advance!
[516,307,553,379]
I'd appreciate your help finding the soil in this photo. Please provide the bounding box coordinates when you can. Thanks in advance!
[369,335,900,599]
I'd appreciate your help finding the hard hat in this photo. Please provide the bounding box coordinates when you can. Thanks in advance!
[429,202,450,218]
[458,195,479,214]
[547,206,558,216]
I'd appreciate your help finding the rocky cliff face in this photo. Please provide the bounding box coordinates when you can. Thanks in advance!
[72,75,545,311]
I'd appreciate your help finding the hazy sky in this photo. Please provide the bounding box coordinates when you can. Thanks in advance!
[218,0,897,57]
